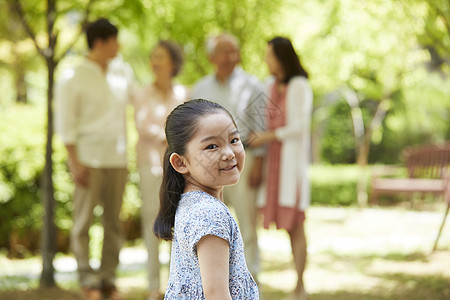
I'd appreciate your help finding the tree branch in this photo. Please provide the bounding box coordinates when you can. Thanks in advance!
[424,23,449,58]
[428,1,450,34]
[341,87,365,143]
[400,0,449,59]
[368,98,388,137]
[56,0,95,62]
[8,0,46,58]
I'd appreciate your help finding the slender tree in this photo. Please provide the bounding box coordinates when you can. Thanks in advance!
[340,86,395,206]
[8,0,92,286]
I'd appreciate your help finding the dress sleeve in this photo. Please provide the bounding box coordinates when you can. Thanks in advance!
[188,202,231,256]
[54,75,78,145]
[275,77,312,140]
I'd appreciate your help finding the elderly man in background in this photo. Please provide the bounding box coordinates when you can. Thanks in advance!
[191,33,266,285]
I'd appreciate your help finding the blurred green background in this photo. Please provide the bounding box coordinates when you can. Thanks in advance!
[0,0,449,256]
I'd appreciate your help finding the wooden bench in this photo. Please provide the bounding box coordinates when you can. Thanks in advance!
[370,142,450,251]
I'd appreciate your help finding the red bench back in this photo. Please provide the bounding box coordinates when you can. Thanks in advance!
[404,143,450,179]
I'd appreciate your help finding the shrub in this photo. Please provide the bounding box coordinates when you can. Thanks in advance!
[0,104,142,253]
[0,105,46,250]
[319,101,357,164]
[310,164,364,206]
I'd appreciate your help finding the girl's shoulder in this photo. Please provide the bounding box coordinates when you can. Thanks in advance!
[180,191,228,214]
[177,192,232,236]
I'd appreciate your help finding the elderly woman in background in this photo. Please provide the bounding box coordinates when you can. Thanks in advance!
[131,40,188,300]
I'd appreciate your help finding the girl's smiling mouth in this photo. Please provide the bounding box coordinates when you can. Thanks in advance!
[220,164,237,171]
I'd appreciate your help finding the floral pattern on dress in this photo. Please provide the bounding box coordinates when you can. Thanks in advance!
[164,191,259,299]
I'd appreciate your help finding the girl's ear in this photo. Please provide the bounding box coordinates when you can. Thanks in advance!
[170,152,188,174]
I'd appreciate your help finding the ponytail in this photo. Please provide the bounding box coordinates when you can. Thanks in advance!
[153,148,185,240]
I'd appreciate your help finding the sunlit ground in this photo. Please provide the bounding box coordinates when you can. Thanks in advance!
[1,205,449,300]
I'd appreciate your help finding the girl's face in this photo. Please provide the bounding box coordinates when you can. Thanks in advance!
[265,44,283,81]
[150,45,175,79]
[180,111,245,193]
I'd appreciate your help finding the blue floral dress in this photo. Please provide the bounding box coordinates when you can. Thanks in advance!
[164,191,259,299]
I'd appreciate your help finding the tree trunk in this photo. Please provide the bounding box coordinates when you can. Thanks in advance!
[356,140,369,207]
[356,98,389,207]
[10,0,89,288]
[15,66,27,103]
[342,88,368,206]
[40,0,57,287]
[12,45,27,104]
[40,57,56,287]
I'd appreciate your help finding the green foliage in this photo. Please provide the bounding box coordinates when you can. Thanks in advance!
[0,0,449,254]
[15,0,284,88]
[112,0,284,86]
[310,164,362,206]
[317,69,449,164]
[408,0,450,74]
[370,73,450,163]
[290,0,426,97]
[320,101,356,164]
[0,104,73,248]
[0,104,142,250]
[0,104,45,247]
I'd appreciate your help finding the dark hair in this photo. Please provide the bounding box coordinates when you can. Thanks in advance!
[154,40,184,77]
[86,18,118,49]
[153,99,235,240]
[268,36,309,83]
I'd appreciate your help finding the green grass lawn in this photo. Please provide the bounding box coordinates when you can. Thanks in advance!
[1,205,449,299]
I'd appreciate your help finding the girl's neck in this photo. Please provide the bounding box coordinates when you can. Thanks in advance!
[184,181,223,201]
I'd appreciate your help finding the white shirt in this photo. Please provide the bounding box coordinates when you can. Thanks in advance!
[191,67,266,155]
[55,57,134,168]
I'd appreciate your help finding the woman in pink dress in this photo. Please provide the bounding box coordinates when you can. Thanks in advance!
[250,37,312,300]
[131,40,188,300]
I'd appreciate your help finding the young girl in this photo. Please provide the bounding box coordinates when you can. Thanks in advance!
[154,99,259,299]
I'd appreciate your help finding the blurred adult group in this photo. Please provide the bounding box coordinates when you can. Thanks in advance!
[55,17,312,300]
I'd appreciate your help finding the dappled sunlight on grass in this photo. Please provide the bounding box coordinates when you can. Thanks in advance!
[1,206,449,299]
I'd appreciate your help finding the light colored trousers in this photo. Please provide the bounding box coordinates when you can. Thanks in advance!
[71,168,128,288]
[224,151,260,277]
[138,165,162,290]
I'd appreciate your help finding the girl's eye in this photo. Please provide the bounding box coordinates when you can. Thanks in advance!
[206,144,218,150]
[231,137,240,144]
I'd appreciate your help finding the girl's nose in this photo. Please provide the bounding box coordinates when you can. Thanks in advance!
[222,148,235,160]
